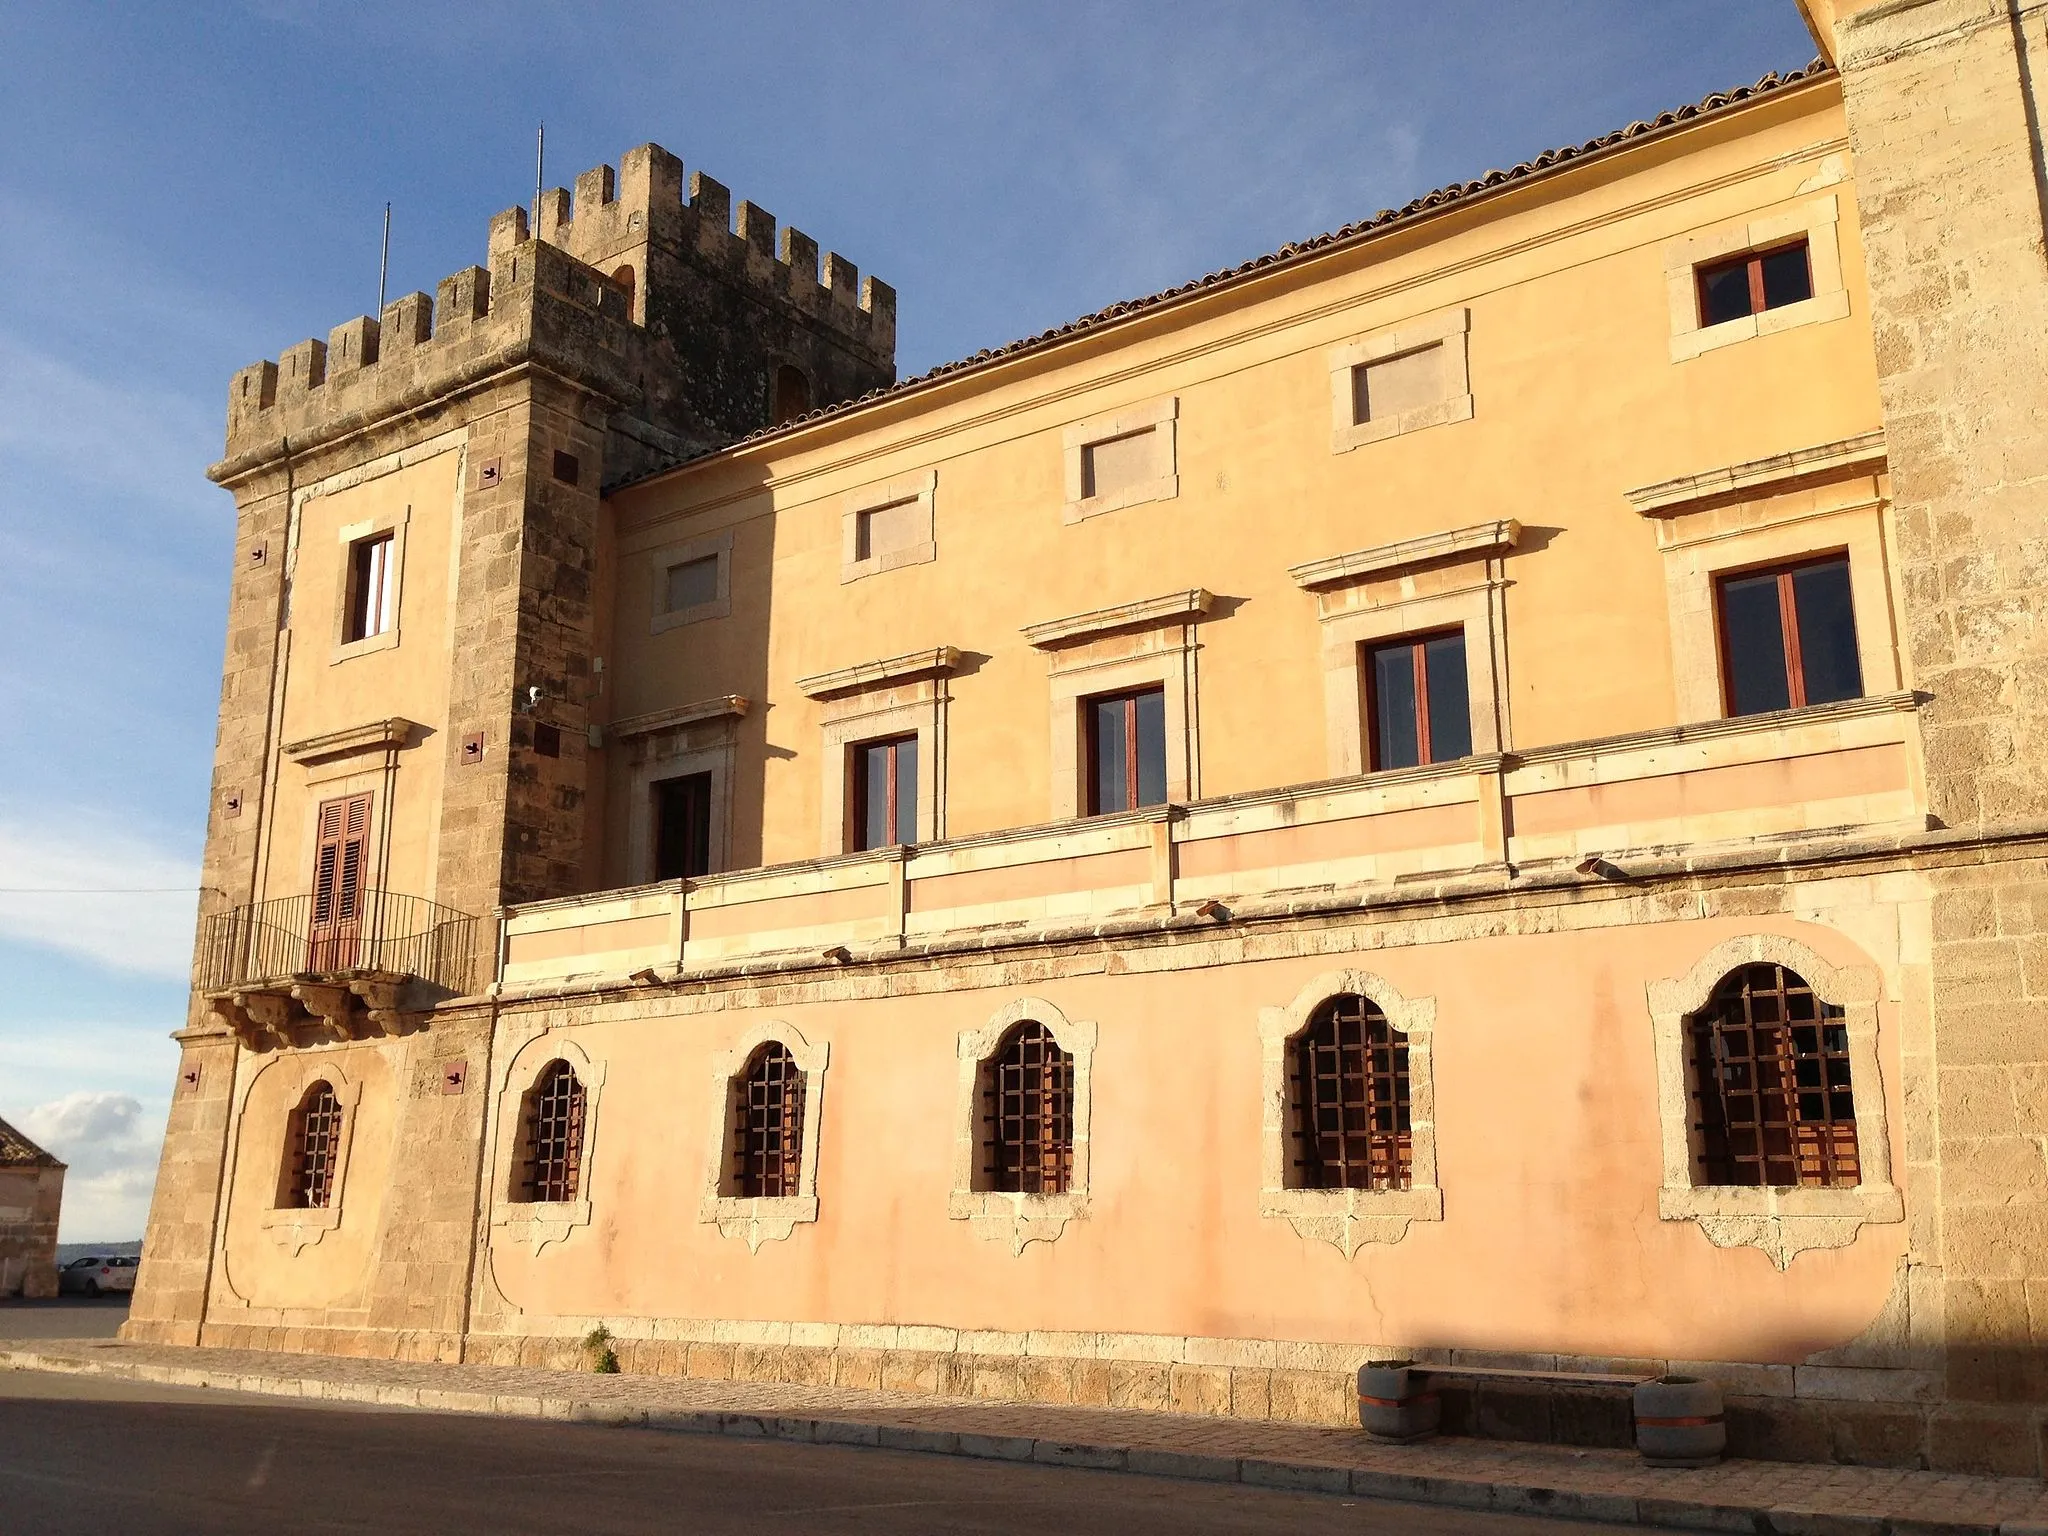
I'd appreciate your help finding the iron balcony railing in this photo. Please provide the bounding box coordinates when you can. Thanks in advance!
[196,889,479,997]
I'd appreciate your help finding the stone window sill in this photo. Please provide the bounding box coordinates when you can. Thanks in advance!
[1261,1184,1443,1258]
[1659,1182,1902,1269]
[261,1204,342,1255]
[1671,288,1850,362]
[700,1193,819,1252]
[331,629,401,664]
[949,1189,1088,1254]
[490,1197,591,1255]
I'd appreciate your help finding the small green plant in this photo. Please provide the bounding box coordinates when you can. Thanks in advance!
[583,1323,620,1374]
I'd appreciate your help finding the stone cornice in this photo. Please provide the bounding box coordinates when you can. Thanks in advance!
[1022,589,1212,649]
[607,695,750,739]
[795,647,961,700]
[1625,430,1887,516]
[281,718,421,764]
[1289,520,1521,590]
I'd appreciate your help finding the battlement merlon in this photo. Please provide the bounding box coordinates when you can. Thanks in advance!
[492,143,895,366]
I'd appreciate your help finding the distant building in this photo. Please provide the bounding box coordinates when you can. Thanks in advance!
[129,0,2048,1473]
[0,1117,64,1299]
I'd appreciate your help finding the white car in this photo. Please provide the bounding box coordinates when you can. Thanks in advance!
[57,1256,137,1297]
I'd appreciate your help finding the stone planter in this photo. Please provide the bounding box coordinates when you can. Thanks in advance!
[1356,1360,1441,1443]
[1633,1375,1725,1467]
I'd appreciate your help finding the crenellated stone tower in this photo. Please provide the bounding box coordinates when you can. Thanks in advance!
[126,145,893,1346]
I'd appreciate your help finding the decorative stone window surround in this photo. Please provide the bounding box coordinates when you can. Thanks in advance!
[1290,523,1517,778]
[1024,590,1209,820]
[330,506,410,662]
[648,527,735,633]
[1258,969,1442,1258]
[1061,395,1178,524]
[1666,195,1849,362]
[616,696,748,882]
[490,1033,607,1255]
[949,997,1096,1254]
[840,470,937,583]
[258,1060,364,1256]
[1645,933,1902,1270]
[1327,306,1473,454]
[796,648,959,854]
[699,1022,830,1252]
[1628,435,1900,726]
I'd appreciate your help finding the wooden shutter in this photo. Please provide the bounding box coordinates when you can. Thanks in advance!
[309,792,372,970]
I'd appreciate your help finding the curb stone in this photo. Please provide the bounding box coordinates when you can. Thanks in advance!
[0,1345,2026,1536]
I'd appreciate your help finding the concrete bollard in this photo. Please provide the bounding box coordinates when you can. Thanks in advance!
[1633,1375,1726,1467]
[1356,1361,1441,1443]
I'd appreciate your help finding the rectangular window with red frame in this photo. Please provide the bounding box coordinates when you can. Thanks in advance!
[1716,554,1863,717]
[850,734,918,850]
[1086,687,1167,815]
[1697,240,1813,328]
[1364,630,1471,771]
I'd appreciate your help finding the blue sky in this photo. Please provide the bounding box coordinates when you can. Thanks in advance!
[0,0,1816,1239]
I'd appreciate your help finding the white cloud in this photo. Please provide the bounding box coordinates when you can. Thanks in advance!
[0,816,201,978]
[18,1090,163,1244]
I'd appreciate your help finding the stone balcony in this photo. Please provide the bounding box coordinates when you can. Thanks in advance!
[496,692,1926,994]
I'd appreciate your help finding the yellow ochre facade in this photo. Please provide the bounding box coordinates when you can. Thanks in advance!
[131,0,2048,1473]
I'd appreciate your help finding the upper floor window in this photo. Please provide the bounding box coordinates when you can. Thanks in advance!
[1086,686,1167,814]
[1696,241,1812,329]
[1716,554,1862,717]
[654,771,712,880]
[308,792,371,972]
[772,364,812,425]
[849,735,917,851]
[665,555,720,616]
[1290,993,1413,1191]
[980,1021,1073,1195]
[514,1059,586,1204]
[1365,630,1470,771]
[280,1080,343,1209]
[731,1042,806,1198]
[343,532,395,643]
[1688,963,1859,1189]
[1061,396,1178,523]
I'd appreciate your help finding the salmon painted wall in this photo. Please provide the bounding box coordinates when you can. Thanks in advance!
[474,911,1906,1361]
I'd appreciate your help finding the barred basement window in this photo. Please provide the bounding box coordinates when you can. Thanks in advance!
[732,1042,806,1198]
[982,1022,1073,1195]
[1291,993,1412,1191]
[282,1080,343,1209]
[1689,963,1860,1188]
[515,1059,586,1203]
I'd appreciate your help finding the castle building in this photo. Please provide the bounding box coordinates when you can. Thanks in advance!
[128,0,2048,1472]
[0,1116,65,1299]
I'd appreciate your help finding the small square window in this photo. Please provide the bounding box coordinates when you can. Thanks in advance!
[854,498,921,563]
[1716,554,1863,717]
[665,555,720,614]
[1086,687,1167,815]
[1352,344,1446,427]
[552,450,580,486]
[1697,241,1813,329]
[1081,429,1161,502]
[343,532,396,644]
[1364,630,1470,771]
[848,735,918,851]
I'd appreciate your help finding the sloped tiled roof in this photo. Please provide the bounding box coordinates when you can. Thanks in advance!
[631,59,1833,486]
[0,1115,63,1168]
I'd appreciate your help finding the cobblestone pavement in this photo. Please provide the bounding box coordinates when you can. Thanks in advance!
[3,1337,2044,1534]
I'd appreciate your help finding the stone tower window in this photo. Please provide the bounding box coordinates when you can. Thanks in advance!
[1696,240,1812,328]
[1289,993,1413,1192]
[342,531,396,643]
[772,364,812,425]
[514,1059,586,1203]
[731,1042,806,1198]
[1688,963,1860,1189]
[979,1022,1073,1195]
[281,1080,343,1210]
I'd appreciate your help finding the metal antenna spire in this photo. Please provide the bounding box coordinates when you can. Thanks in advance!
[535,122,545,223]
[377,202,390,316]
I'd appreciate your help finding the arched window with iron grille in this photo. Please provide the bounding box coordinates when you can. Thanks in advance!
[732,1042,806,1198]
[515,1059,586,1204]
[980,1022,1073,1194]
[1290,993,1412,1191]
[1689,963,1859,1188]
[281,1080,343,1209]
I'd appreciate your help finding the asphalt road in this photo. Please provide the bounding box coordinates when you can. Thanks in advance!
[0,1369,1630,1536]
[0,1296,131,1340]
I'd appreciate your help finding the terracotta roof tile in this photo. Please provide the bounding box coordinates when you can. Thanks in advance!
[631,59,1832,485]
[0,1115,63,1168]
